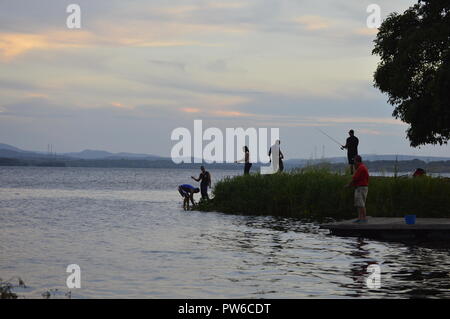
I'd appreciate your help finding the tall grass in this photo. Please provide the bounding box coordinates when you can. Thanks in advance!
[197,168,450,220]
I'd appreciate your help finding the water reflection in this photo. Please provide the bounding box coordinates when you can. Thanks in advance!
[215,215,450,298]
[339,238,379,297]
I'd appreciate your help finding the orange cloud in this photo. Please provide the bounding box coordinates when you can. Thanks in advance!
[181,107,201,113]
[0,33,49,61]
[0,29,219,61]
[354,28,378,36]
[0,32,89,61]
[294,16,330,30]
[111,102,133,109]
[212,110,250,117]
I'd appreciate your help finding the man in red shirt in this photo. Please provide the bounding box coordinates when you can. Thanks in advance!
[346,155,369,223]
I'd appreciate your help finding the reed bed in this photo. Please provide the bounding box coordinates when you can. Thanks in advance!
[197,168,450,220]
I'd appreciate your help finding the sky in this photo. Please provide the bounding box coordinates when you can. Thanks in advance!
[0,0,449,159]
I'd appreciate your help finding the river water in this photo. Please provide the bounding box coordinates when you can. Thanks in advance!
[1,167,449,298]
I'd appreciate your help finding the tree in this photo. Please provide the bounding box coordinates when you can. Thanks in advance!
[372,0,450,147]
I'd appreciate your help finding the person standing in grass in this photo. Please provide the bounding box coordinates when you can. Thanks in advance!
[268,140,284,172]
[191,166,211,200]
[346,155,369,223]
[235,146,252,175]
[341,129,359,174]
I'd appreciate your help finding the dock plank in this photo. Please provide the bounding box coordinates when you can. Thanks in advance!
[319,217,450,241]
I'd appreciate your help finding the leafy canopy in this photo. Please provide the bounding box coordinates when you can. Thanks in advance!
[373,0,450,146]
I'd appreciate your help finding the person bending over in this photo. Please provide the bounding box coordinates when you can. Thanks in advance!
[178,184,199,210]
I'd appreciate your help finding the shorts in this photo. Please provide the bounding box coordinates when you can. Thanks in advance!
[354,186,368,208]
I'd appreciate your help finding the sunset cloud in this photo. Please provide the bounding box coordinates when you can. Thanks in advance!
[0,29,218,62]
[25,92,49,99]
[353,27,379,36]
[294,15,331,30]
[212,110,251,117]
[181,107,201,113]
[0,32,84,61]
[111,102,133,109]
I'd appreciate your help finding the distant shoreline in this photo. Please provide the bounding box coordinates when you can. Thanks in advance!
[1,157,450,173]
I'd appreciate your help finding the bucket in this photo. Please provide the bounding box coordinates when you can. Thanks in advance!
[404,215,416,225]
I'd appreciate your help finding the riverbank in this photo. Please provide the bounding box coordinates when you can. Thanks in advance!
[197,169,450,220]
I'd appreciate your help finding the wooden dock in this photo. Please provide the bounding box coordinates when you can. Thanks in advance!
[319,217,450,242]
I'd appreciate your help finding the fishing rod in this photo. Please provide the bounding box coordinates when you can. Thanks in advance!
[316,128,345,149]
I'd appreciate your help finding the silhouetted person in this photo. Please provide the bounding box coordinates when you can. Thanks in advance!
[268,140,284,172]
[341,130,359,174]
[191,166,211,200]
[346,155,369,223]
[236,146,252,175]
[178,184,199,210]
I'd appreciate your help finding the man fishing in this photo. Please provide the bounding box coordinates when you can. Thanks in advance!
[178,184,200,210]
[346,155,369,223]
[341,130,359,174]
[191,166,211,200]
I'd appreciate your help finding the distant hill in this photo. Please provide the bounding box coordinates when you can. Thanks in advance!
[0,143,27,153]
[0,143,163,160]
[62,149,162,160]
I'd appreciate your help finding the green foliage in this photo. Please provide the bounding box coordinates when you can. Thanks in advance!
[372,0,450,146]
[197,169,450,220]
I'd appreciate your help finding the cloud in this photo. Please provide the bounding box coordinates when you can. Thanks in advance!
[294,15,331,30]
[0,29,217,62]
[111,102,134,109]
[148,59,186,72]
[211,110,251,117]
[0,31,95,61]
[25,92,49,99]
[314,116,404,125]
[358,128,382,135]
[181,108,201,113]
[353,27,378,36]
[208,2,249,9]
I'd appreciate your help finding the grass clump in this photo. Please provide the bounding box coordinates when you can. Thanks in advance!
[197,168,450,220]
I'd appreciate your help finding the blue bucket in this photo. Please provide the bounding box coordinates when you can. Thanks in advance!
[404,215,416,225]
